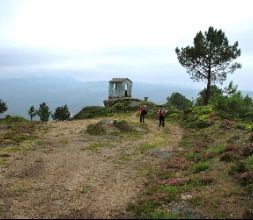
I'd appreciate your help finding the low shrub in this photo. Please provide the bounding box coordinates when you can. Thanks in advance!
[244,155,253,170]
[234,172,253,186]
[241,144,253,157]
[112,120,134,132]
[249,134,253,143]
[228,161,247,176]
[227,135,240,144]
[2,115,28,123]
[73,106,109,119]
[183,106,214,128]
[243,208,253,219]
[86,123,106,135]
[213,92,253,121]
[220,152,239,163]
[220,119,235,130]
[192,162,209,173]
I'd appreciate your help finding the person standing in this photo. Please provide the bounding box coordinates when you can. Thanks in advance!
[139,104,147,123]
[158,106,167,127]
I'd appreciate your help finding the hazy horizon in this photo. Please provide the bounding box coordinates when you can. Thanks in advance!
[1,76,253,119]
[0,0,253,91]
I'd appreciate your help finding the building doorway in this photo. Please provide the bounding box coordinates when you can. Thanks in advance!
[125,84,128,97]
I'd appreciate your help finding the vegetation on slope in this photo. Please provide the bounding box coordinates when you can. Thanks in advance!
[127,102,253,218]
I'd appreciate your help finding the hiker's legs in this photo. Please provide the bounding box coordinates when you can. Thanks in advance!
[159,116,165,127]
[140,113,144,123]
[159,116,162,126]
[162,117,165,127]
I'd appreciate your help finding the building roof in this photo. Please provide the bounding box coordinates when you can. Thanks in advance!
[109,78,132,83]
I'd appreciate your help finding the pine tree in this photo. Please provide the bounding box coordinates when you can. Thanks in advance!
[175,26,241,105]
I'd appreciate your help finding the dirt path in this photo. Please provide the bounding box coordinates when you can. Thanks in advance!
[0,115,183,219]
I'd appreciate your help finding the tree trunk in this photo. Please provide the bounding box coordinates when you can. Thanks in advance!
[203,72,211,106]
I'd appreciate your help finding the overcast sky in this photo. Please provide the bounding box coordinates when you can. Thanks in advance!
[0,0,253,90]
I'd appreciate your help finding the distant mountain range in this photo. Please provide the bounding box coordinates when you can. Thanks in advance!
[0,77,252,119]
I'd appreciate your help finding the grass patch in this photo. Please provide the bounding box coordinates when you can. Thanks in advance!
[113,120,135,132]
[73,106,110,120]
[0,157,7,165]
[140,134,167,152]
[187,176,213,187]
[128,199,181,219]
[186,152,201,162]
[145,210,180,219]
[81,185,92,194]
[118,153,131,162]
[0,116,40,146]
[87,142,114,151]
[141,142,160,151]
[0,204,4,216]
[13,186,26,195]
[206,144,226,154]
[244,155,253,170]
[157,171,173,180]
[178,139,193,148]
[136,162,154,176]
[0,146,19,155]
[192,162,209,173]
[158,185,179,194]
[86,123,106,135]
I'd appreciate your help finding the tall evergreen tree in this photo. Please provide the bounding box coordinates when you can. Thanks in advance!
[0,99,7,114]
[28,105,37,121]
[52,104,70,121]
[37,102,51,122]
[166,92,192,110]
[175,26,241,105]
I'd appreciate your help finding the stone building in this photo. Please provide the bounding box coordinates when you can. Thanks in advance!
[108,78,132,99]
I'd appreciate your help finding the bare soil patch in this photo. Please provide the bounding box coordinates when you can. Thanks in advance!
[0,115,182,218]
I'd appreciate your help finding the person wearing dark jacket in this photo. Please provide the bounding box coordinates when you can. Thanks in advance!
[139,105,147,123]
[158,106,167,127]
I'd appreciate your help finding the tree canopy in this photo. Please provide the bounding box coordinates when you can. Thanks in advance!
[52,104,70,121]
[0,99,8,114]
[166,92,192,110]
[37,102,51,122]
[175,26,241,105]
[28,105,37,121]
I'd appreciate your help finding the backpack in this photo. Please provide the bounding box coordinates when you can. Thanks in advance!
[159,109,165,116]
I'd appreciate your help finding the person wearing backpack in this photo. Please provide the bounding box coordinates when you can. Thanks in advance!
[139,104,147,123]
[158,106,167,127]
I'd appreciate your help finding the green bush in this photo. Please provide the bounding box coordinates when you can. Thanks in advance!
[0,99,7,114]
[244,155,253,170]
[192,162,209,173]
[206,144,226,155]
[213,92,253,121]
[73,106,109,119]
[168,112,182,120]
[37,102,51,122]
[106,98,142,113]
[52,104,70,121]
[112,120,134,132]
[229,161,247,176]
[86,123,106,135]
[195,85,223,106]
[28,105,37,121]
[110,102,130,112]
[220,152,239,163]
[166,92,192,110]
[183,106,214,128]
[2,115,28,123]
